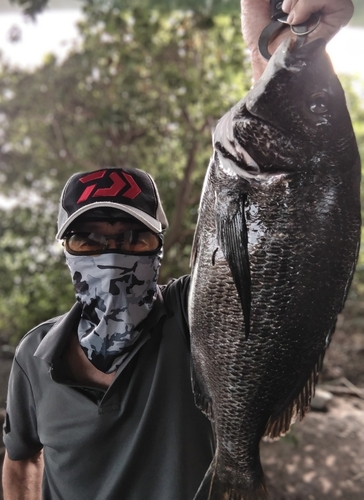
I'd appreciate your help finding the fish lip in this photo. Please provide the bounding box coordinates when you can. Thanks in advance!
[215,141,261,178]
[214,101,298,179]
[231,106,305,177]
[215,146,293,181]
[267,36,327,72]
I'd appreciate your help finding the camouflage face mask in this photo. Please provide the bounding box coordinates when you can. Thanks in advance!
[65,250,162,373]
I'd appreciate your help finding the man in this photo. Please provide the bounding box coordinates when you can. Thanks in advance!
[3,167,215,500]
[2,1,354,499]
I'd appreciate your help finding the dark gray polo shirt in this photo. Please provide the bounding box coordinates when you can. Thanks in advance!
[3,276,214,500]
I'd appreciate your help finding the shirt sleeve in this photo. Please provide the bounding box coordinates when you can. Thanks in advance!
[3,356,43,460]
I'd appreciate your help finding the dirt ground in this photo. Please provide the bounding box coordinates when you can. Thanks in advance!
[0,307,363,500]
[261,396,364,499]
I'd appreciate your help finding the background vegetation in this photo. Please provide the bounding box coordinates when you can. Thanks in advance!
[1,0,363,344]
[7,0,364,23]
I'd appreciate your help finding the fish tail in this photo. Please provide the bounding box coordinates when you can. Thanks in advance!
[194,462,267,500]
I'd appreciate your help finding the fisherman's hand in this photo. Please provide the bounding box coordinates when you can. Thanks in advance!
[283,0,354,38]
[241,0,354,81]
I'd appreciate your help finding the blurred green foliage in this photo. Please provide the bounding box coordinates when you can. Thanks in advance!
[8,0,364,26]
[0,7,251,343]
[9,0,48,18]
[113,0,364,24]
[9,0,245,17]
[340,75,364,302]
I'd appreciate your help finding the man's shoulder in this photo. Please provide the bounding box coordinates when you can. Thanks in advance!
[15,312,69,357]
[160,274,190,299]
[159,275,191,335]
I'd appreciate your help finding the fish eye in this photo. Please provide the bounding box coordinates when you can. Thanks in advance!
[308,92,329,114]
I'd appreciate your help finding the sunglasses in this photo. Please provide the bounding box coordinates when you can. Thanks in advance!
[63,230,162,256]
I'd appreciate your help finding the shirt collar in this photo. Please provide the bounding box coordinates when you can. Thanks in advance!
[34,302,82,363]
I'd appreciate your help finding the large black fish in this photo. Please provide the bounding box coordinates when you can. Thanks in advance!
[188,37,361,500]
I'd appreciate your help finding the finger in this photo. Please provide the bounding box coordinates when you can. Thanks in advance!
[283,0,354,28]
[281,0,299,16]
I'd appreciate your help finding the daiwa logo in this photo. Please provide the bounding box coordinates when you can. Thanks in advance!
[77,170,141,203]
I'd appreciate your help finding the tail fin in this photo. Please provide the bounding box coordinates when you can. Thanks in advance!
[194,462,267,500]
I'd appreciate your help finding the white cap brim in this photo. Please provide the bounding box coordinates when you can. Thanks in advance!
[56,201,163,240]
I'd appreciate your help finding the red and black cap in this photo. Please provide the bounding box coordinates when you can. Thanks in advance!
[56,167,168,239]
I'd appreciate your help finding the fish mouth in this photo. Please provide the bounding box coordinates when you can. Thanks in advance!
[213,104,289,179]
[232,106,298,176]
[215,140,261,179]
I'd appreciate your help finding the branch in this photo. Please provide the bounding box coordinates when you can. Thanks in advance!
[164,138,199,253]
[10,0,49,20]
[49,117,99,170]
[318,378,364,400]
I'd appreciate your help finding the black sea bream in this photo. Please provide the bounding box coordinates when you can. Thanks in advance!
[189,38,361,500]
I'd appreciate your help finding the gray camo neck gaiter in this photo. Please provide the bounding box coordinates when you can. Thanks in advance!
[65,250,161,373]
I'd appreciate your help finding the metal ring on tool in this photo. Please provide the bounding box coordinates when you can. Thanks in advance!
[258,11,321,61]
[291,14,321,36]
[277,15,289,25]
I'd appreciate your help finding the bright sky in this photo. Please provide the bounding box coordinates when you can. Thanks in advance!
[327,26,364,79]
[0,10,83,68]
[0,9,364,79]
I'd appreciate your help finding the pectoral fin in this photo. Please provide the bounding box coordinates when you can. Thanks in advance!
[216,193,251,339]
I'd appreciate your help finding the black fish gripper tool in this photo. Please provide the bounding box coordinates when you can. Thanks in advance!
[258,0,321,60]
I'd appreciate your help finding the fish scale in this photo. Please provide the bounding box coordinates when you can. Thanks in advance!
[189,38,361,500]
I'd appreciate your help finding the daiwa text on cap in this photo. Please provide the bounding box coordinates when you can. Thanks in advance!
[56,167,168,239]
